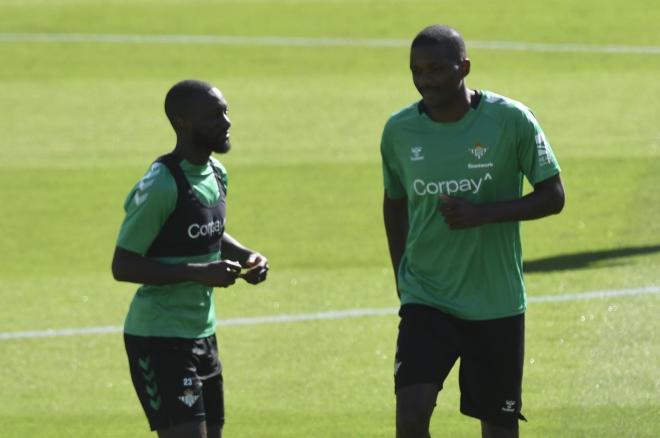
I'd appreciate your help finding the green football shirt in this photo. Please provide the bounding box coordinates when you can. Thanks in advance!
[116,157,228,338]
[381,91,561,320]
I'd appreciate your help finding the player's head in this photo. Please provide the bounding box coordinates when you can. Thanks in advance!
[165,79,232,154]
[410,25,470,107]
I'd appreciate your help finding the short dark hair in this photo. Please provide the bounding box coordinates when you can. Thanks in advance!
[164,79,213,126]
[411,25,467,61]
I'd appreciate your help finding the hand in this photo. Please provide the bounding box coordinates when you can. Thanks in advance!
[438,195,486,229]
[193,260,242,288]
[239,252,269,285]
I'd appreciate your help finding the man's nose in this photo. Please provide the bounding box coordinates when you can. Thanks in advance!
[415,73,433,89]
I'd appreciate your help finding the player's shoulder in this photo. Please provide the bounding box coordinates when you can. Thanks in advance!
[384,101,422,131]
[137,161,176,193]
[480,90,536,123]
[123,161,177,210]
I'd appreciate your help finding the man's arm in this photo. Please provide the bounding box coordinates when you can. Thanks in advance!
[439,174,565,229]
[111,246,241,287]
[220,233,257,265]
[221,233,269,285]
[383,192,409,297]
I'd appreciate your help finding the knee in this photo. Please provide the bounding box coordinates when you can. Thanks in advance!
[207,422,223,438]
[396,400,434,438]
[481,420,518,438]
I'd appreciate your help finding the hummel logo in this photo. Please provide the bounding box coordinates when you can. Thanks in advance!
[133,164,160,206]
[410,145,424,161]
[501,400,516,413]
[138,178,155,192]
[134,191,149,206]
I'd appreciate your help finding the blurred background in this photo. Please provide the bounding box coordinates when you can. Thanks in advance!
[0,1,658,436]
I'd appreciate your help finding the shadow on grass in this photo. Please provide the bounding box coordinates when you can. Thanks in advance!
[523,244,660,272]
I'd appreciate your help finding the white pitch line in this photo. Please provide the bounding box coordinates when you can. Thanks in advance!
[1,33,659,55]
[1,285,658,341]
[528,285,660,303]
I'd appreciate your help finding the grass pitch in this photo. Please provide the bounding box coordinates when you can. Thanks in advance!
[0,1,659,436]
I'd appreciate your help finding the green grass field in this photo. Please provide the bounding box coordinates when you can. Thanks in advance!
[1,0,659,436]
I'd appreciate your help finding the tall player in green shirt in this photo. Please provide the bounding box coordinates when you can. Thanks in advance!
[382,26,565,438]
[112,80,268,438]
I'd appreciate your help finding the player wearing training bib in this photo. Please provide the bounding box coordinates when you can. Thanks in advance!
[112,80,269,438]
[119,155,229,338]
[382,26,565,438]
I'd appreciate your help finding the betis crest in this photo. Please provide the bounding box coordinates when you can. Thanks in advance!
[178,389,200,408]
[469,143,488,160]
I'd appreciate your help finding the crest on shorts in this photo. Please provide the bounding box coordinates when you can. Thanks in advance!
[469,143,488,160]
[178,389,200,408]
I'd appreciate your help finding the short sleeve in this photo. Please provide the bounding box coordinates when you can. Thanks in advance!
[516,108,561,185]
[116,163,177,255]
[381,121,406,199]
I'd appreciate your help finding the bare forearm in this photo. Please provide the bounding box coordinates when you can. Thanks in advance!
[221,233,254,266]
[112,247,207,285]
[439,174,565,229]
[112,246,243,288]
[481,186,564,224]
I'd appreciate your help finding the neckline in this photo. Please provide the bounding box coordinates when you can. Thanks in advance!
[417,90,484,129]
[181,158,212,173]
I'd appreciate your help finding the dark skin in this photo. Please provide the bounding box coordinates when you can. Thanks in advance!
[383,195,408,297]
[112,85,268,438]
[386,42,564,438]
[409,44,472,123]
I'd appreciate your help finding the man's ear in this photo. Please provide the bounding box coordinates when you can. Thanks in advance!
[462,59,471,78]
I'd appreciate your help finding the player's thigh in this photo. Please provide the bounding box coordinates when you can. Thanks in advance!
[458,314,525,427]
[395,304,460,392]
[157,420,207,438]
[124,334,207,431]
[396,383,441,419]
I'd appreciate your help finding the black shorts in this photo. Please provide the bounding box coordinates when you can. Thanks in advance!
[124,333,224,431]
[394,304,525,427]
